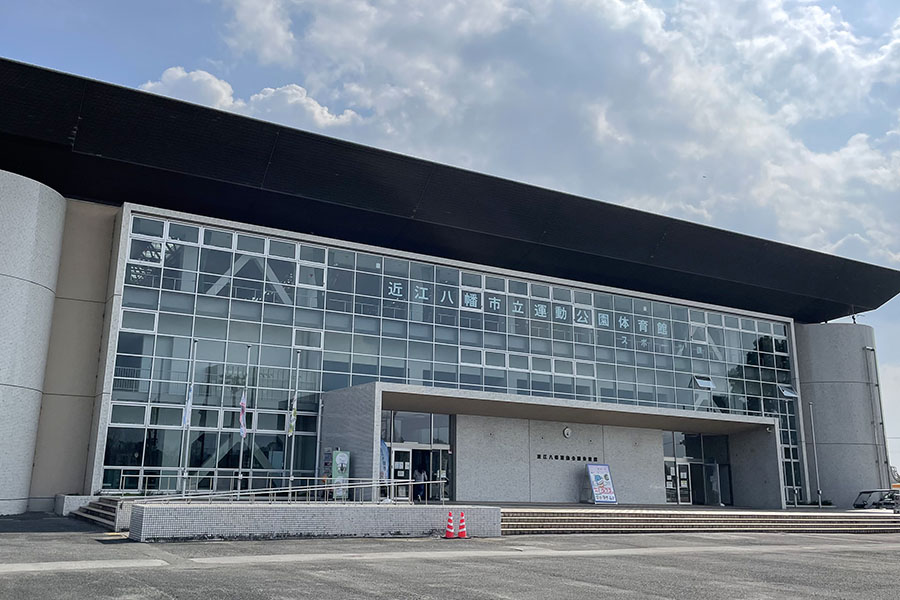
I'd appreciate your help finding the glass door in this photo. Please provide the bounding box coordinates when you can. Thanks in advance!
[665,461,678,503]
[703,463,722,506]
[391,448,411,499]
[677,464,691,504]
[428,449,451,501]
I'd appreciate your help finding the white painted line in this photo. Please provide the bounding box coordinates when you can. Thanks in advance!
[0,559,168,575]
[190,542,900,566]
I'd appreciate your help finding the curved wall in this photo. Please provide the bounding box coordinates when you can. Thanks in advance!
[0,170,66,514]
[795,323,890,508]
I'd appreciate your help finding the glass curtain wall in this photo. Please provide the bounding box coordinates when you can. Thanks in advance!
[105,214,803,499]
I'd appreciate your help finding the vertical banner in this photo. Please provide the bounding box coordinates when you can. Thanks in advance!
[332,450,350,500]
[380,441,389,481]
[586,464,617,504]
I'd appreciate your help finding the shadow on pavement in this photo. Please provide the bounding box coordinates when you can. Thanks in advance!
[0,512,105,534]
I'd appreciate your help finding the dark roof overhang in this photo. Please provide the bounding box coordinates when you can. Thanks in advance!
[1,57,899,323]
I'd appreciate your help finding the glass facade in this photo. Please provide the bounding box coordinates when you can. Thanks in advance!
[105,214,803,500]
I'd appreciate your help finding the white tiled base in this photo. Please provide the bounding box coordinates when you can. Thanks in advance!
[130,503,501,542]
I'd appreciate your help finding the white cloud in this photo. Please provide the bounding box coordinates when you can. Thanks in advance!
[141,67,242,110]
[225,0,296,66]
[139,67,360,130]
[151,1,900,271]
[138,0,900,445]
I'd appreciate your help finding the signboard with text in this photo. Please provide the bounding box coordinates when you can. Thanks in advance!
[586,464,617,504]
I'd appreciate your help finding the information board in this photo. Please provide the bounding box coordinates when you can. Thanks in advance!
[586,464,617,504]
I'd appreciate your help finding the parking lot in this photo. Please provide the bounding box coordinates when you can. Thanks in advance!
[2,514,900,599]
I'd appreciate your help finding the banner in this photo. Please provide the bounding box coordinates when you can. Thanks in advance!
[586,464,617,504]
[380,441,389,480]
[332,450,350,500]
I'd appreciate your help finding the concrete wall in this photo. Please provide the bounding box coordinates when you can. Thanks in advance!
[730,425,785,509]
[795,323,891,508]
[28,200,118,510]
[455,415,664,504]
[0,171,66,514]
[319,383,381,482]
[85,207,126,494]
[130,503,501,541]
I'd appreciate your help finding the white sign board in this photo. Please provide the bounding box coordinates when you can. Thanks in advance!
[586,464,617,504]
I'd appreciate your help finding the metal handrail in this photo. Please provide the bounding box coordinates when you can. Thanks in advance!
[131,478,448,505]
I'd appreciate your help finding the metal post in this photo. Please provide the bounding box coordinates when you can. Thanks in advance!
[180,339,198,496]
[237,345,251,497]
[289,350,300,494]
[808,401,823,508]
[864,346,890,490]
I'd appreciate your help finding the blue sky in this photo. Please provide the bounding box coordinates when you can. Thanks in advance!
[3,0,900,466]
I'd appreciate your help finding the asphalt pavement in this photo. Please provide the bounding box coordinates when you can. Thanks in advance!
[2,513,900,599]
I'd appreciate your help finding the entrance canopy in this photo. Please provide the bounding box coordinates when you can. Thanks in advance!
[379,384,776,435]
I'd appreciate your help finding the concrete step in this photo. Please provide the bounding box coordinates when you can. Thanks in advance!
[80,503,117,520]
[499,509,900,535]
[502,520,900,528]
[502,526,900,535]
[70,508,115,530]
[96,496,121,508]
[502,517,900,524]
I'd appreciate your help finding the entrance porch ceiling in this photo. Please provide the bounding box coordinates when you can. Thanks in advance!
[378,383,774,435]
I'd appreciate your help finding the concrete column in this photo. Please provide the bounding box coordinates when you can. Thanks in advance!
[730,425,785,509]
[795,323,891,508]
[0,170,66,514]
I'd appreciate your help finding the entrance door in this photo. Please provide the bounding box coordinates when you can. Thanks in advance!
[677,464,691,504]
[703,463,722,506]
[429,449,451,501]
[688,463,723,506]
[391,448,411,499]
[411,449,429,502]
[665,461,678,503]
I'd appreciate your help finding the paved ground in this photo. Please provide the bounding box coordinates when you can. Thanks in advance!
[2,513,900,599]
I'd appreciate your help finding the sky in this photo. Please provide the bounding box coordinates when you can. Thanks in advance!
[2,0,900,468]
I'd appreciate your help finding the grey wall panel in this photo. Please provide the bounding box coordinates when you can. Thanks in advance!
[455,415,531,502]
[0,170,66,514]
[319,383,380,482]
[730,426,785,509]
[796,323,890,507]
[455,415,665,504]
[603,426,666,505]
[528,421,605,503]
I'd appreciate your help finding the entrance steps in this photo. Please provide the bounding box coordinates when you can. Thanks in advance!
[500,507,900,535]
[71,497,127,531]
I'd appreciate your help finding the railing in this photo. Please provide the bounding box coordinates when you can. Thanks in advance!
[111,472,322,495]
[129,477,449,505]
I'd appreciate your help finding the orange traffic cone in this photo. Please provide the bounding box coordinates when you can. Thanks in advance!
[444,511,456,539]
[457,511,468,539]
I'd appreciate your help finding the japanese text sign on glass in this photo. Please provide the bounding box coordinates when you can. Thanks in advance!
[485,294,505,314]
[436,285,456,307]
[383,279,407,301]
[574,308,592,327]
[461,291,482,310]
[531,300,549,320]
[412,282,433,304]
[509,297,527,317]
[552,303,572,324]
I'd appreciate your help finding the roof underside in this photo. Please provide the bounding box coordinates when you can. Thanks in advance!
[1,58,899,323]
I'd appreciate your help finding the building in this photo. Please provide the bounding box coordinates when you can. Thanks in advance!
[1,58,897,515]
